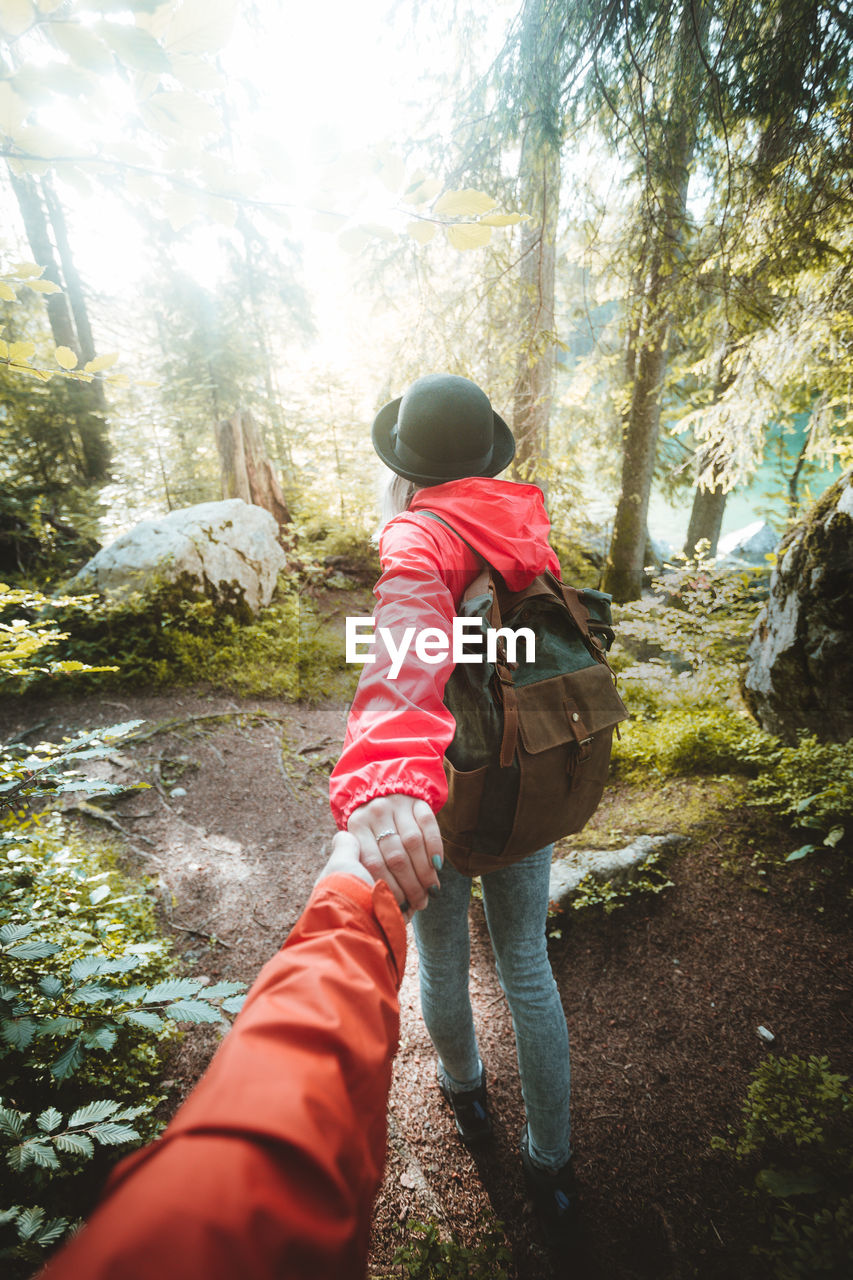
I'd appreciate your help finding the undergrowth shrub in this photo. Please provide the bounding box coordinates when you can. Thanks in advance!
[712,1055,853,1278]
[0,726,245,1273]
[3,574,354,701]
[612,552,851,866]
[392,1217,511,1280]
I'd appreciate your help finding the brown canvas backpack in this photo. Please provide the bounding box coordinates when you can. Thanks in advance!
[420,512,629,876]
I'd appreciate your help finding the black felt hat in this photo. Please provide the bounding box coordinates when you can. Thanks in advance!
[371,373,516,485]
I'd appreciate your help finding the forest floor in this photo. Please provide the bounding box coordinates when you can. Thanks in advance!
[1,686,851,1280]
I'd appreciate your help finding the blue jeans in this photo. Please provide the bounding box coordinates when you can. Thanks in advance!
[412,845,572,1172]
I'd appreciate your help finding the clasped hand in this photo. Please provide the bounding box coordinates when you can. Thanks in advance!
[346,794,444,917]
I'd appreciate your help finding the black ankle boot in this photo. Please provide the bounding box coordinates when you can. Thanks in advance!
[438,1066,492,1146]
[520,1124,580,1251]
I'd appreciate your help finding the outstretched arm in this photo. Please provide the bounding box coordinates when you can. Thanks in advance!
[40,834,406,1280]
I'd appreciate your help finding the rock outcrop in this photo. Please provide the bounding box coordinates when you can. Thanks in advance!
[69,499,285,615]
[742,472,853,742]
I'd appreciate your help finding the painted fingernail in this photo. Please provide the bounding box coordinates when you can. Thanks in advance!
[432,855,443,871]
[429,884,440,898]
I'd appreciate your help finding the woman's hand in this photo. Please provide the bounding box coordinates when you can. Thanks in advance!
[346,795,443,914]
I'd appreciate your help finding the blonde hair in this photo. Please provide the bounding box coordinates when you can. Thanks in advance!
[374,472,417,543]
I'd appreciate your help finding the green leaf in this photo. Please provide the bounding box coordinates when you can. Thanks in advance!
[120,1008,163,1031]
[68,1100,120,1128]
[143,978,204,1003]
[785,844,816,862]
[26,1139,61,1170]
[202,981,246,1000]
[164,999,224,1024]
[14,1205,46,1241]
[89,883,111,905]
[0,1105,26,1138]
[90,1121,140,1146]
[823,825,844,847]
[0,922,33,943]
[36,1107,63,1134]
[221,994,246,1014]
[38,975,63,998]
[36,1015,83,1035]
[2,1016,36,1050]
[54,1131,94,1158]
[8,940,61,959]
[51,1035,85,1080]
[756,1167,825,1197]
[83,1025,117,1051]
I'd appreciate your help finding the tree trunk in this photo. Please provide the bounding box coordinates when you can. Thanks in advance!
[8,170,111,481]
[217,411,291,529]
[684,476,727,557]
[508,0,562,496]
[602,0,710,601]
[511,134,560,493]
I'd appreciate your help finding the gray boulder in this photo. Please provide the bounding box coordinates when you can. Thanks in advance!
[717,519,778,565]
[69,499,285,615]
[548,834,688,907]
[742,473,853,742]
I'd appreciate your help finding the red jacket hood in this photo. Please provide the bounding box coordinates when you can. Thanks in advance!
[405,476,558,591]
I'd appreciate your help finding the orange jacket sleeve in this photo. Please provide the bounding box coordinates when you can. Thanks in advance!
[40,875,406,1280]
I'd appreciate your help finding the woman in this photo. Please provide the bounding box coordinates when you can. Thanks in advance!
[329,373,577,1246]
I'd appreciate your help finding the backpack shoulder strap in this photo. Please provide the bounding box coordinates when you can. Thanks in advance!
[416,510,485,564]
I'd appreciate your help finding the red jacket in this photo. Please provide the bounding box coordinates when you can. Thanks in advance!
[40,875,406,1280]
[330,477,560,828]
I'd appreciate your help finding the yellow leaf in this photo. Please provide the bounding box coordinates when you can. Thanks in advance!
[0,282,17,301]
[0,0,34,39]
[27,278,61,294]
[162,189,200,231]
[337,226,374,255]
[445,223,493,251]
[162,0,237,56]
[406,175,443,206]
[361,222,397,242]
[0,82,26,140]
[479,212,529,227]
[10,261,44,278]
[9,341,35,363]
[48,21,114,73]
[142,90,221,139]
[84,352,119,374]
[406,220,437,245]
[54,345,78,370]
[376,149,405,193]
[168,53,223,93]
[433,188,497,218]
[312,210,348,233]
[0,338,8,357]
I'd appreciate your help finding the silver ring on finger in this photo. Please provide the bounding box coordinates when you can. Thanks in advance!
[375,829,397,843]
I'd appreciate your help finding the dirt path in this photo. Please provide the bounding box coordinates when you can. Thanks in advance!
[2,690,850,1279]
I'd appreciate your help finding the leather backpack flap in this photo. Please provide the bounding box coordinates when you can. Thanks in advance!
[494,665,630,861]
[514,664,628,755]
